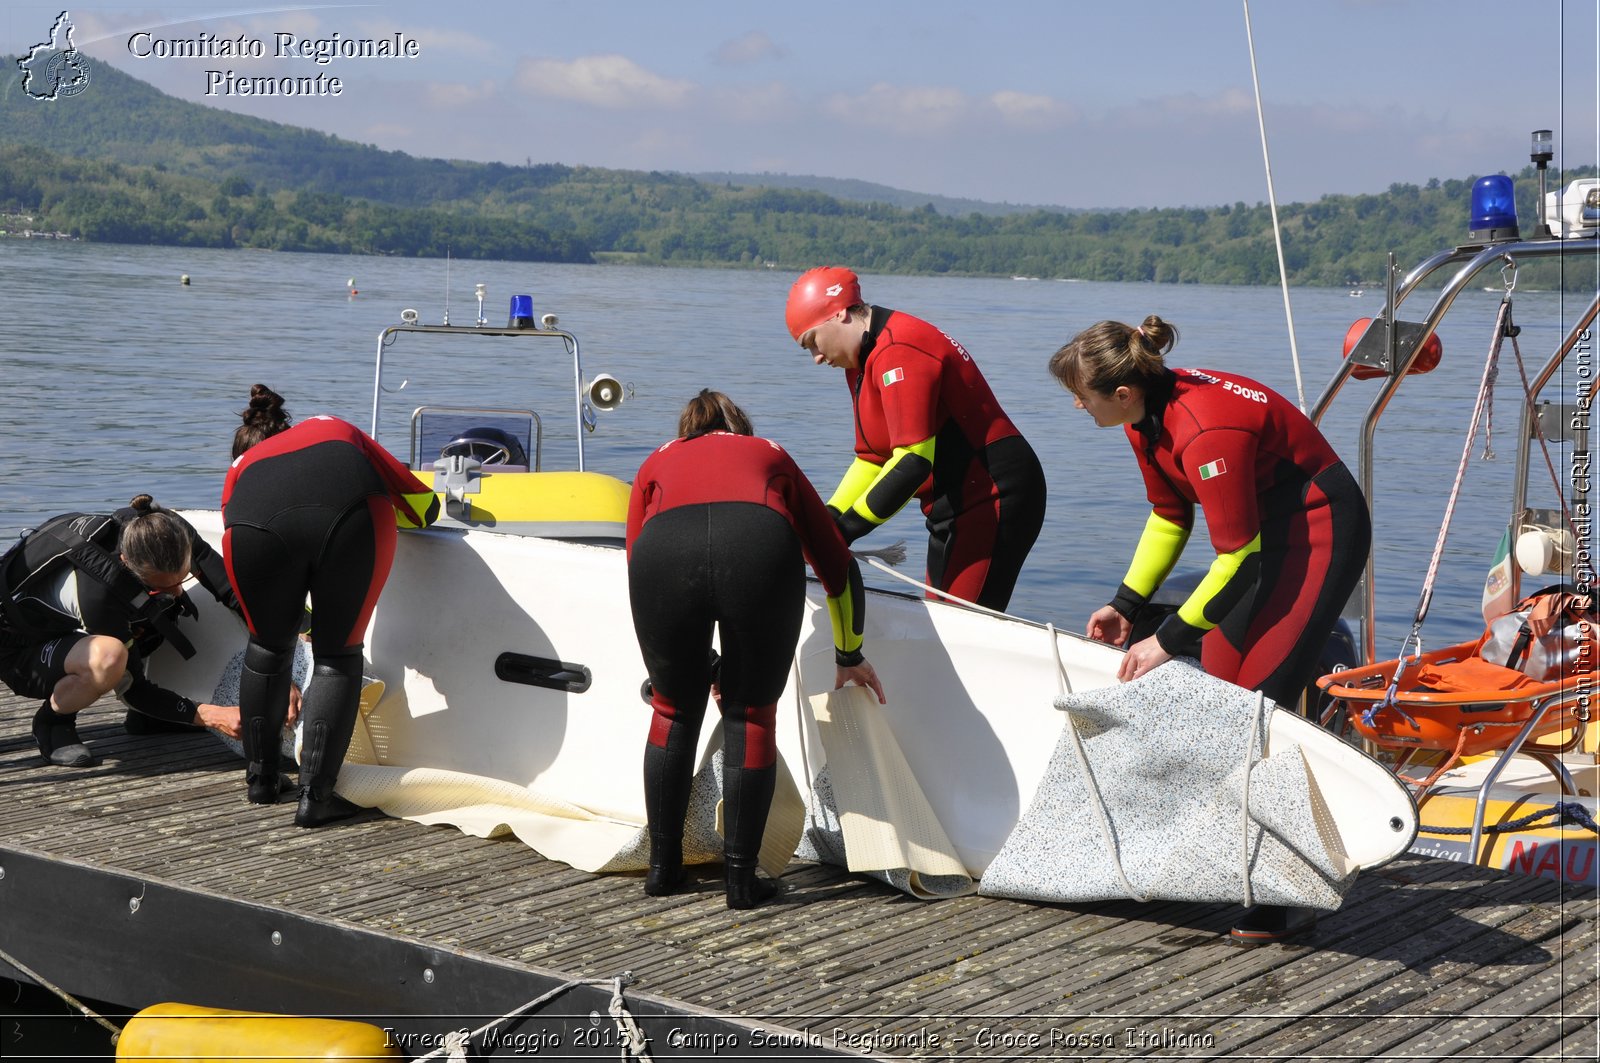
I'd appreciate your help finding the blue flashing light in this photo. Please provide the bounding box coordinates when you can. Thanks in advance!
[1469,175,1519,240]
[509,294,536,328]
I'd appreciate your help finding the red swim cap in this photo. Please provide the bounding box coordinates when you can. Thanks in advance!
[785,266,862,341]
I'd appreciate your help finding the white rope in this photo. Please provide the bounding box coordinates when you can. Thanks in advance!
[1414,298,1512,628]
[1376,298,1511,723]
[409,974,651,1063]
[1238,691,1266,908]
[608,975,654,1062]
[860,555,1019,621]
[1046,623,1149,902]
[1242,0,1306,412]
[0,943,122,1045]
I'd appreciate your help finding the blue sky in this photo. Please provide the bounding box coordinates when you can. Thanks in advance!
[4,1,1597,209]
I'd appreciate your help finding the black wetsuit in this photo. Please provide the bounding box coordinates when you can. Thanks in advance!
[222,416,439,803]
[0,508,238,723]
[626,430,865,869]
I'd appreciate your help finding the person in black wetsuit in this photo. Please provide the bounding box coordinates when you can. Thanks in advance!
[627,390,885,908]
[0,495,244,767]
[1050,315,1371,947]
[223,384,440,825]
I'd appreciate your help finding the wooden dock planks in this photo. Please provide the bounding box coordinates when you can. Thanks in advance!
[1,690,1595,1059]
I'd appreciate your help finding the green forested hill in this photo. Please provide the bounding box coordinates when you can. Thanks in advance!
[2,60,1591,285]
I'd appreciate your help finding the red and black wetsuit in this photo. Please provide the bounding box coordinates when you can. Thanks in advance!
[626,430,865,869]
[1110,368,1370,708]
[222,415,439,798]
[832,307,1045,610]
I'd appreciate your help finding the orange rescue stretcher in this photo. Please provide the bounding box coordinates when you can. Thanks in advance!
[1317,642,1595,858]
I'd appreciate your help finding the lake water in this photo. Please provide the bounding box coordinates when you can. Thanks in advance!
[1,239,1589,652]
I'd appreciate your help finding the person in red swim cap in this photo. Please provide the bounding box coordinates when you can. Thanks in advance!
[784,266,1046,612]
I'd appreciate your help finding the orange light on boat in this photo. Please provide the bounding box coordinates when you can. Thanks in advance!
[1343,318,1442,379]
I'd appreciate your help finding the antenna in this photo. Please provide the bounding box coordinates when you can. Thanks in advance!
[443,245,452,325]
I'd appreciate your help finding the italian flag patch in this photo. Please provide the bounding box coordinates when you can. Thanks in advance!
[882,367,905,386]
[1198,458,1228,480]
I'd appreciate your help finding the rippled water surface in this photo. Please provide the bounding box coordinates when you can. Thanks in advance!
[3,240,1592,651]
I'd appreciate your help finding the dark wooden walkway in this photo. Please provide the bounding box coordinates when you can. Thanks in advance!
[0,689,1595,1061]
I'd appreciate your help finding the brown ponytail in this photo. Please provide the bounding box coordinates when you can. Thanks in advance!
[119,496,192,581]
[232,383,292,459]
[1049,315,1179,397]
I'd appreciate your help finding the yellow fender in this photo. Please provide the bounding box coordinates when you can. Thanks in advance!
[116,1001,401,1060]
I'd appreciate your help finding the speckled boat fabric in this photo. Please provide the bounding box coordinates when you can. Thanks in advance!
[207,641,314,763]
[977,659,1352,910]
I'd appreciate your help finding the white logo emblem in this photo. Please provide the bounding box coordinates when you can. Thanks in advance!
[19,11,92,101]
[824,284,844,297]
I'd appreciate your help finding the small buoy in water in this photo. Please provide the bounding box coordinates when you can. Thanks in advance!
[180,274,190,285]
[347,277,358,296]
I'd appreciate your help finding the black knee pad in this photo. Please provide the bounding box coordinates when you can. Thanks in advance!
[244,641,297,676]
[311,649,364,684]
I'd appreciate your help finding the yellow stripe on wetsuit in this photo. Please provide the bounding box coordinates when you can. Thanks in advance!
[1120,512,1192,599]
[1177,533,1262,630]
[396,490,442,529]
[824,557,867,665]
[827,438,936,542]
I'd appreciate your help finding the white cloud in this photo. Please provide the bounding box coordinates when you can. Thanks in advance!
[513,54,694,109]
[426,80,499,108]
[712,30,783,66]
[827,83,969,133]
[988,90,1075,129]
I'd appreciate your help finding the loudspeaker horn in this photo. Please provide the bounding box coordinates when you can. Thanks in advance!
[587,374,627,411]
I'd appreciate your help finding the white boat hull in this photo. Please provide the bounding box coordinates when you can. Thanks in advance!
[154,511,1414,887]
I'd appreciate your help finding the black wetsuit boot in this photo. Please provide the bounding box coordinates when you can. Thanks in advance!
[31,700,93,767]
[642,741,693,896]
[239,643,295,804]
[294,654,367,827]
[722,761,778,910]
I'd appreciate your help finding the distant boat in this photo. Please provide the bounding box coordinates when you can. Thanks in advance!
[1348,288,1364,297]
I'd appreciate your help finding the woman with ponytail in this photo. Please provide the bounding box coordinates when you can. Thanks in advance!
[0,495,242,767]
[223,384,440,826]
[1049,315,1371,946]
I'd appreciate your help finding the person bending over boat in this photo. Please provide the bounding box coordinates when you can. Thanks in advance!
[627,390,885,909]
[224,384,440,825]
[1049,316,1371,947]
[784,267,1046,611]
[0,496,245,767]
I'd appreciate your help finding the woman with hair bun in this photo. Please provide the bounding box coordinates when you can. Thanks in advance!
[1049,315,1371,946]
[0,494,242,767]
[223,384,440,825]
[627,389,884,909]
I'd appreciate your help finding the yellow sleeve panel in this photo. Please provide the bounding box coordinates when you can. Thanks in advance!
[396,490,442,529]
[825,587,864,658]
[1120,512,1192,599]
[853,437,937,525]
[1176,534,1262,630]
[825,458,882,514]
